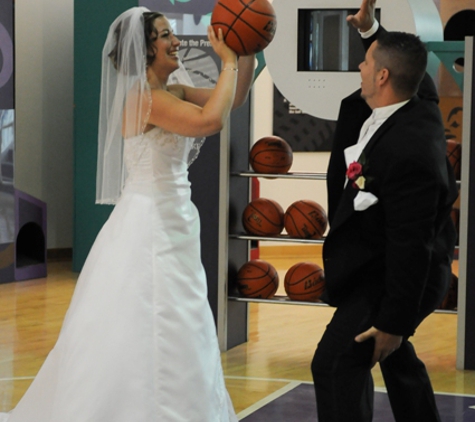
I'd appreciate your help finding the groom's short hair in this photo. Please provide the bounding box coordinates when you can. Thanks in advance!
[373,31,428,98]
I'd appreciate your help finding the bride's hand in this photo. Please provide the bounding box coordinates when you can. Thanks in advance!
[208,26,238,67]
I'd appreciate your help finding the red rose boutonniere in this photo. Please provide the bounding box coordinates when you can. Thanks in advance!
[346,154,371,190]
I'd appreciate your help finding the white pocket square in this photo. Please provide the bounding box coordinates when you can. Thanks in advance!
[354,191,379,211]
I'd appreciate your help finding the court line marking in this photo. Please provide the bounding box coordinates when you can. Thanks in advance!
[225,375,388,393]
[433,391,475,398]
[225,375,475,398]
[236,381,301,420]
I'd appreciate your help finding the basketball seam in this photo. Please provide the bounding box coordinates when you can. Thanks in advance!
[284,203,327,239]
[214,0,274,54]
[284,270,323,286]
[290,206,320,231]
[242,262,273,277]
[243,198,283,234]
[284,213,300,236]
[248,209,281,227]
[240,0,275,17]
[237,261,278,297]
[252,153,291,169]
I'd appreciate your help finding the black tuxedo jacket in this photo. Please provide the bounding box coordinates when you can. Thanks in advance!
[322,28,458,337]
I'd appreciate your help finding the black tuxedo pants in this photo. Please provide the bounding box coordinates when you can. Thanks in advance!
[311,272,449,422]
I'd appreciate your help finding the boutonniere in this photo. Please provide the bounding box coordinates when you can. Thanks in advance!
[346,153,372,190]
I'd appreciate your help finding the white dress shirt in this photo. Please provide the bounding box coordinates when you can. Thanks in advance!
[344,100,410,168]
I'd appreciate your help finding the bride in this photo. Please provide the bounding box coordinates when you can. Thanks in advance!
[0,7,255,421]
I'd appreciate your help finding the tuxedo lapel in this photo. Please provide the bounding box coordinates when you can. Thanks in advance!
[328,98,418,233]
[358,97,418,158]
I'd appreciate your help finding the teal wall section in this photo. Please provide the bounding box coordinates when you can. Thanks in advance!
[73,0,136,271]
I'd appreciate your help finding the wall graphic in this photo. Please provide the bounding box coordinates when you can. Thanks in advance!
[178,36,220,87]
[139,0,215,18]
[273,86,335,152]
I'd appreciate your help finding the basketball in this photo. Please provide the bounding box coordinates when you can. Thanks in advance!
[451,207,460,234]
[236,259,279,298]
[284,200,328,239]
[284,262,325,302]
[242,198,284,236]
[446,138,461,180]
[211,0,277,56]
[439,272,458,310]
[249,136,293,174]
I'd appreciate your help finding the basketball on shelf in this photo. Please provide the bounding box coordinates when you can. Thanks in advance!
[236,259,279,298]
[249,136,293,174]
[451,207,460,234]
[284,262,325,302]
[446,138,461,180]
[284,200,328,240]
[211,0,277,56]
[438,272,458,310]
[242,198,284,236]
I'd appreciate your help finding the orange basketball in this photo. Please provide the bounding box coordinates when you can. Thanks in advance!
[451,207,460,234]
[284,262,325,302]
[242,198,284,236]
[249,136,293,174]
[236,259,279,298]
[284,200,328,239]
[211,0,277,56]
[446,138,461,180]
[439,272,458,310]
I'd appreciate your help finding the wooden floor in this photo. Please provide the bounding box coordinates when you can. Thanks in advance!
[0,249,473,418]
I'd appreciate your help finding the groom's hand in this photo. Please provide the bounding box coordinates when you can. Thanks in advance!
[347,0,377,32]
[355,326,402,367]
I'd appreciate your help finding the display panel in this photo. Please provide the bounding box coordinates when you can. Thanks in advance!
[298,9,381,72]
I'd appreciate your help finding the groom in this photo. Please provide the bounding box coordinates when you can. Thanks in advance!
[311,1,458,421]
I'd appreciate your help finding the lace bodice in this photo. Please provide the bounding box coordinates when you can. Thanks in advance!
[123,127,194,187]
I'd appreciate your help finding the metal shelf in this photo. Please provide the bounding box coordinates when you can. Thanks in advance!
[228,295,329,307]
[233,171,460,186]
[433,309,457,315]
[233,171,327,180]
[230,233,325,244]
[228,295,457,313]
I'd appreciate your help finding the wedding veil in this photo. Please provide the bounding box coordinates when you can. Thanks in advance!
[96,7,204,205]
[96,7,148,204]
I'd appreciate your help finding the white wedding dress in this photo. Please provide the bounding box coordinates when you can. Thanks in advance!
[0,127,237,422]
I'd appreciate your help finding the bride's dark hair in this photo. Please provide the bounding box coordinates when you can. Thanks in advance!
[143,12,164,66]
[108,11,164,71]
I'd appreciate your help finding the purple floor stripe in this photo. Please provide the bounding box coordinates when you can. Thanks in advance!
[242,383,475,421]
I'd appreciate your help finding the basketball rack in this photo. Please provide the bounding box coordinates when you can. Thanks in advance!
[232,171,327,180]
